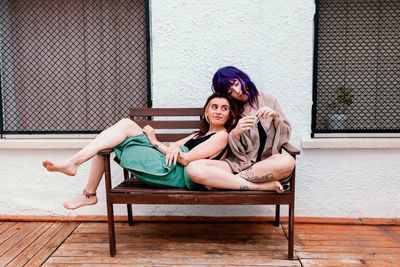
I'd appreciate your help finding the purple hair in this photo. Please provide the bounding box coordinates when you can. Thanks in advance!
[211,66,259,109]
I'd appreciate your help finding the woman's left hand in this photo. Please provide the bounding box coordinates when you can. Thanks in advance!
[143,125,157,145]
[165,142,182,167]
[255,106,279,121]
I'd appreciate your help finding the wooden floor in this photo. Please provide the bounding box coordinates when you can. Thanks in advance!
[0,220,399,266]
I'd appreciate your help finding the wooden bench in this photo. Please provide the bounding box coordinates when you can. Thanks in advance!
[98,107,300,259]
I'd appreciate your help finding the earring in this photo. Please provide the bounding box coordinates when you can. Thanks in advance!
[204,113,210,123]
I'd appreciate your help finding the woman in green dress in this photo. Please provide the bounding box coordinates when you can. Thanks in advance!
[43,93,240,209]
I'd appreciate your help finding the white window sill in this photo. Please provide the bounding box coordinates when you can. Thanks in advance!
[302,136,400,149]
[2,137,400,150]
[0,139,94,149]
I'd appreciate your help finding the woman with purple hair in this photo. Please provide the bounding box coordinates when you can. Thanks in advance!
[187,66,295,192]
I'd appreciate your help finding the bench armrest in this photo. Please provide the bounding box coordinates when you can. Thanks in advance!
[281,143,300,155]
[98,149,113,155]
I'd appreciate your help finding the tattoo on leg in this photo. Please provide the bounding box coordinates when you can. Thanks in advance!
[240,185,249,190]
[240,170,274,183]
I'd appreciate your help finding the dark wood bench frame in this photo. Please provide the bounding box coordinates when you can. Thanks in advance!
[98,108,300,260]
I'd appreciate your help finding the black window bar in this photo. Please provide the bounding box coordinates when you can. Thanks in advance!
[312,0,400,135]
[0,0,151,136]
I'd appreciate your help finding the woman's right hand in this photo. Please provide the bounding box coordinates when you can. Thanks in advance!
[233,116,256,139]
[165,142,182,167]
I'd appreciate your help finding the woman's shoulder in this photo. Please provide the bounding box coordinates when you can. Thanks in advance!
[256,92,278,106]
[212,130,229,139]
[195,131,227,140]
[257,92,277,101]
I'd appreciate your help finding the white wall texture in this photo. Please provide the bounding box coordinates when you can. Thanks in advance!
[1,0,399,218]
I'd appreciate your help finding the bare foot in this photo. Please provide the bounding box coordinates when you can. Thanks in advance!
[273,181,284,193]
[42,159,77,176]
[63,193,98,210]
[260,181,284,193]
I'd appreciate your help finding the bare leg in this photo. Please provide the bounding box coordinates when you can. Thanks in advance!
[63,155,104,210]
[186,160,285,193]
[238,154,296,183]
[42,118,143,176]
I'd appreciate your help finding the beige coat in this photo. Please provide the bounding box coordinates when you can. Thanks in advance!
[225,92,291,173]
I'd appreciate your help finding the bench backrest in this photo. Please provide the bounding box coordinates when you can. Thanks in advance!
[129,108,204,142]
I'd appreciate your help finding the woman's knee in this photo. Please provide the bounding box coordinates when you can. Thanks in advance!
[270,154,295,175]
[186,160,208,184]
[280,154,296,175]
[118,118,134,127]
[117,118,140,132]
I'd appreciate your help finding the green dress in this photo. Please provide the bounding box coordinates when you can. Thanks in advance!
[113,133,202,190]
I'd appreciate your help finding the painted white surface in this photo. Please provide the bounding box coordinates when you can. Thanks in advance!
[302,137,400,149]
[1,0,399,218]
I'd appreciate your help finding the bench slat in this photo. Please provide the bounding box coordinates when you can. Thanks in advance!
[130,108,203,116]
[110,193,291,205]
[134,120,201,129]
[155,134,193,142]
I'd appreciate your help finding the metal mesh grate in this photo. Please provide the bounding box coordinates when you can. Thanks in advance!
[0,0,149,134]
[314,0,399,132]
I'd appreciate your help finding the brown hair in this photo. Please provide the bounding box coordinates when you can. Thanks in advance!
[197,92,241,137]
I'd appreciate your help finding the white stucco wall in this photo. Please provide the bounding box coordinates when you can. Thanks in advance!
[1,0,399,218]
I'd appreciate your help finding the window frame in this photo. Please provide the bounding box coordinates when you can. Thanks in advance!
[0,0,152,138]
[311,0,400,138]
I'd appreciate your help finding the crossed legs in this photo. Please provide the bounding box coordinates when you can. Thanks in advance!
[186,154,295,193]
[42,118,143,209]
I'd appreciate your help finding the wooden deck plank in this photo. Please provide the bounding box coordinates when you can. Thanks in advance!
[301,258,399,267]
[380,226,400,244]
[6,222,65,267]
[23,222,79,267]
[296,239,400,247]
[0,222,17,235]
[361,218,400,225]
[0,222,25,244]
[65,232,288,244]
[297,251,400,260]
[53,242,290,256]
[0,222,41,256]
[300,258,366,266]
[44,265,278,267]
[284,223,382,232]
[74,221,285,234]
[294,233,391,241]
[297,245,400,254]
[46,253,301,266]
[44,265,270,267]
[0,222,53,266]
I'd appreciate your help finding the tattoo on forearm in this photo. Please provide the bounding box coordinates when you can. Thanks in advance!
[240,170,274,183]
[240,185,249,190]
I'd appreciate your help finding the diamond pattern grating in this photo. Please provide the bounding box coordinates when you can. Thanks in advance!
[0,0,148,134]
[314,0,399,132]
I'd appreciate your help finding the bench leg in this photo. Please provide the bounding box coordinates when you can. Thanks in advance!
[288,202,294,260]
[122,168,134,226]
[107,202,116,257]
[274,204,280,227]
[127,204,134,226]
[103,153,116,257]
